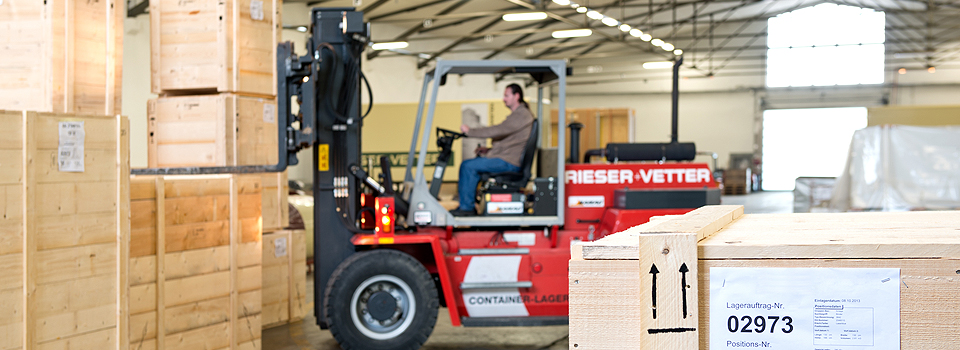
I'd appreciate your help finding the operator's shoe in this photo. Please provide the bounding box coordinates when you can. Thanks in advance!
[450,209,476,217]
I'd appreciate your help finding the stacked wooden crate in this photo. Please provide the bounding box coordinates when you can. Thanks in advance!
[0,0,123,115]
[261,230,307,328]
[147,0,281,168]
[1,110,129,349]
[570,205,960,349]
[128,175,263,350]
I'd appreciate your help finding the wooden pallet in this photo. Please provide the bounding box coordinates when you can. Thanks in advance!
[570,206,960,349]
[0,0,123,115]
[1,110,129,349]
[129,175,263,350]
[150,0,280,96]
[261,230,307,329]
[147,94,279,168]
[721,183,748,195]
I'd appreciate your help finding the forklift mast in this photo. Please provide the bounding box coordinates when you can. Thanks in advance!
[276,8,370,328]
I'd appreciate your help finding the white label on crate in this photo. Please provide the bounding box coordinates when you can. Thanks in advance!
[567,195,605,208]
[250,0,264,21]
[486,202,523,214]
[58,121,84,172]
[274,237,288,257]
[263,103,276,123]
[710,268,899,350]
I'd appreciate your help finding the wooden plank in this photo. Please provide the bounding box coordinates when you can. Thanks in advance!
[235,315,261,345]
[34,243,117,285]
[230,175,239,350]
[164,195,230,226]
[154,178,166,350]
[237,290,262,319]
[164,296,231,335]
[164,247,231,280]
[0,288,23,350]
[23,111,37,350]
[569,259,641,350]
[163,321,230,350]
[128,311,157,344]
[129,256,157,286]
[36,326,115,350]
[164,271,231,308]
[117,114,130,350]
[236,242,261,269]
[129,284,156,315]
[638,233,698,350]
[163,220,230,253]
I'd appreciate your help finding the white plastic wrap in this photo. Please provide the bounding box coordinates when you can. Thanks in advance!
[831,125,960,211]
[794,177,837,213]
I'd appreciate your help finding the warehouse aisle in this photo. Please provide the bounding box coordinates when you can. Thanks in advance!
[263,191,792,349]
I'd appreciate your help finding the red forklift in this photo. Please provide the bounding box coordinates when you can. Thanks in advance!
[137,7,719,350]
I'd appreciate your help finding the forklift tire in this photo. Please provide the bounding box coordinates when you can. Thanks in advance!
[326,249,439,350]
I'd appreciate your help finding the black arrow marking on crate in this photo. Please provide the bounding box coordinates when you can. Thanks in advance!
[649,264,659,319]
[680,263,689,319]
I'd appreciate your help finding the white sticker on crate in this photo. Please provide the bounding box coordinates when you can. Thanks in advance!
[250,0,264,21]
[263,103,276,123]
[274,237,288,257]
[58,121,84,172]
[710,267,900,350]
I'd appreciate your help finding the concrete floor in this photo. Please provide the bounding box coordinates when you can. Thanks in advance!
[263,191,793,350]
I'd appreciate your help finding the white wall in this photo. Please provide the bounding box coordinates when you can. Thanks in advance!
[122,14,154,168]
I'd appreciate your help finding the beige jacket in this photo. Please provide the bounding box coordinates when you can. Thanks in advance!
[466,105,534,167]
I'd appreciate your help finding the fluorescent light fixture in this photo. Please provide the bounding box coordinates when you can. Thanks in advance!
[629,28,642,37]
[619,24,631,32]
[586,10,603,20]
[296,26,307,32]
[502,12,548,21]
[601,17,619,26]
[552,0,571,5]
[651,38,664,47]
[643,61,673,69]
[371,41,409,50]
[570,2,579,8]
[673,49,683,55]
[661,43,674,51]
[576,7,588,13]
[640,33,652,41]
[552,29,593,38]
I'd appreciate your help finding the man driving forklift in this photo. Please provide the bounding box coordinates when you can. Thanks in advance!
[452,83,535,216]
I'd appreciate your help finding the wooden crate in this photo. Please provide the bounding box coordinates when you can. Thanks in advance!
[147,94,279,167]
[150,0,280,96]
[570,206,960,349]
[261,230,307,328]
[129,175,263,350]
[0,0,123,115]
[261,171,289,233]
[0,110,129,349]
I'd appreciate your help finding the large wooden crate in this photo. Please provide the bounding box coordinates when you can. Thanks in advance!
[129,175,263,350]
[150,0,280,96]
[147,94,279,168]
[261,230,307,328]
[0,110,129,349]
[0,0,123,115]
[570,206,960,349]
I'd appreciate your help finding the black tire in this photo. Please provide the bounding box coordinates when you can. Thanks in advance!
[326,250,439,350]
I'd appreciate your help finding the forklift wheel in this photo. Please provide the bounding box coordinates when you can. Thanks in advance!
[326,249,439,350]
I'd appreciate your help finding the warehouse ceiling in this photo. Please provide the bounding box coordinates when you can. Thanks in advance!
[281,0,960,87]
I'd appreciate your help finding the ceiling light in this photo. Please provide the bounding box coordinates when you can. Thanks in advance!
[576,7,588,13]
[898,68,906,74]
[296,26,307,32]
[928,66,936,73]
[619,24,631,32]
[371,41,409,50]
[552,29,593,38]
[673,49,683,56]
[640,33,652,41]
[629,28,642,37]
[586,10,603,20]
[570,3,579,8]
[502,12,548,21]
[643,61,673,69]
[601,17,619,26]
[661,43,674,51]
[651,38,664,47]
[552,0,571,5]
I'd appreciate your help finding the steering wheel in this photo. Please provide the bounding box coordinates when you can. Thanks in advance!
[436,127,467,139]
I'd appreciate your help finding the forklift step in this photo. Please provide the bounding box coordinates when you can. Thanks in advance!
[458,248,530,255]
[461,316,569,327]
[460,281,533,290]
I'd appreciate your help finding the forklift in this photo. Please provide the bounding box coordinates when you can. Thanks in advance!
[138,7,720,350]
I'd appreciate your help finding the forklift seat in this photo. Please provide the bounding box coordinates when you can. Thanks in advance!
[479,119,539,193]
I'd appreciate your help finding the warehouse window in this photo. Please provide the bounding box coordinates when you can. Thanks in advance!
[767,4,885,87]
[761,107,867,191]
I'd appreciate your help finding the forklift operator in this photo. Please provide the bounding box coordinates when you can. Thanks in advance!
[452,83,534,216]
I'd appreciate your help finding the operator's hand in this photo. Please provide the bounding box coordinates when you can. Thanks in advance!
[460,124,470,134]
[474,146,490,156]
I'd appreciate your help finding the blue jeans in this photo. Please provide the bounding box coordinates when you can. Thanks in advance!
[457,157,520,211]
